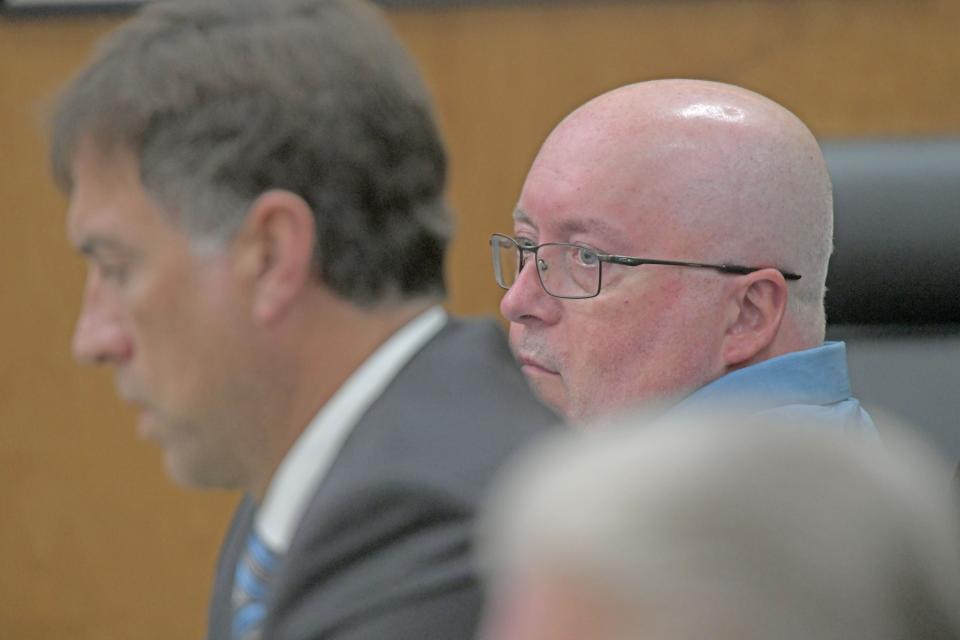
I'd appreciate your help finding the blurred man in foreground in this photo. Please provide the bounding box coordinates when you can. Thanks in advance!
[492,79,874,432]
[53,1,556,638]
[480,414,960,640]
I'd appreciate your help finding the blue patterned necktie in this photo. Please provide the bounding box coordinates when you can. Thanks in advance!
[232,528,281,640]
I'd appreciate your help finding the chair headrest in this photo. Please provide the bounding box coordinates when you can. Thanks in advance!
[822,138,960,326]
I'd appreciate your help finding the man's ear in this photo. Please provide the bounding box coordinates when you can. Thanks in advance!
[237,190,317,325]
[720,269,788,368]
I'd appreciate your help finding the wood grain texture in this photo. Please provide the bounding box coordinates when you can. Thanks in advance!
[2,2,958,637]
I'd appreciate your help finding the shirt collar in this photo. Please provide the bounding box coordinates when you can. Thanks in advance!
[673,341,853,414]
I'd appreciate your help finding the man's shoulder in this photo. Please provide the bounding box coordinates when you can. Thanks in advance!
[421,315,512,360]
[260,315,560,639]
[292,312,559,529]
[348,314,558,473]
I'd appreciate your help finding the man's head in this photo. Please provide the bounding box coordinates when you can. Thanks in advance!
[54,0,451,494]
[480,416,960,640]
[498,80,833,421]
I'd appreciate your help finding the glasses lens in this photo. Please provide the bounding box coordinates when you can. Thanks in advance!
[537,244,600,298]
[491,236,520,290]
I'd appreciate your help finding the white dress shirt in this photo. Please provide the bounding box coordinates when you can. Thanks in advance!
[255,306,448,553]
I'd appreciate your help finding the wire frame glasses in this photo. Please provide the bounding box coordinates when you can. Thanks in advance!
[490,233,801,300]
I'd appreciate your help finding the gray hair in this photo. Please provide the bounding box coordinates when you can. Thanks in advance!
[51,0,451,305]
[482,414,960,640]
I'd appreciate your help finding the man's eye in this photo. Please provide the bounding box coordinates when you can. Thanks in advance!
[516,237,537,250]
[574,246,599,267]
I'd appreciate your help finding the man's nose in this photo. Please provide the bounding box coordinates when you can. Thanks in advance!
[72,284,133,366]
[499,258,561,326]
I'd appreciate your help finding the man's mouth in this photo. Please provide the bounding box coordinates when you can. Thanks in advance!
[116,385,156,439]
[516,354,560,376]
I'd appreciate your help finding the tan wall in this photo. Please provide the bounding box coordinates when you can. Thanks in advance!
[2,2,958,638]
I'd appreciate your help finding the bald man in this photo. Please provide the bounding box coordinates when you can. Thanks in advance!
[491,79,875,432]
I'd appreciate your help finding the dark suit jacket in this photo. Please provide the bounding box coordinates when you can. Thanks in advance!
[206,317,559,639]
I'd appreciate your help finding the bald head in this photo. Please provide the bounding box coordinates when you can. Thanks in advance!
[534,80,832,331]
[500,80,836,421]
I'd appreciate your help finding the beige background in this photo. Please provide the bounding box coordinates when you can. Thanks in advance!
[2,1,959,638]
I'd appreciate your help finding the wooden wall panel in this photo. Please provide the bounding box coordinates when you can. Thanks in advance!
[385,1,960,314]
[2,2,958,638]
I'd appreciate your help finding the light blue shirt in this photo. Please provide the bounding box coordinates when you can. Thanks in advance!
[670,341,878,438]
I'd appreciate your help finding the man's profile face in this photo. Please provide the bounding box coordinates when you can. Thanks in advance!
[499,124,728,422]
[67,140,259,488]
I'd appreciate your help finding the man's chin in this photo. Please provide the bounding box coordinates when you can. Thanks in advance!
[162,452,244,491]
[525,375,570,420]
[159,441,250,491]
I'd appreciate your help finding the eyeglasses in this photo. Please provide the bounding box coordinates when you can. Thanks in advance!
[490,233,801,300]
